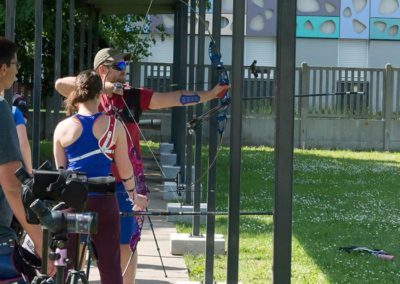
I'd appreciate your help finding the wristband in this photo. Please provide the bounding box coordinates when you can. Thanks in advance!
[121,173,134,182]
[180,91,200,105]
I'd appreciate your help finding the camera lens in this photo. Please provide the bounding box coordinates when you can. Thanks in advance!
[66,212,98,235]
[15,166,30,184]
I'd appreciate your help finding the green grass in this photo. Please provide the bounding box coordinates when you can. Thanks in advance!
[175,147,400,283]
[38,140,400,282]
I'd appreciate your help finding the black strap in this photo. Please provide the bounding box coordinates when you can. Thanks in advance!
[87,182,116,195]
[120,88,142,123]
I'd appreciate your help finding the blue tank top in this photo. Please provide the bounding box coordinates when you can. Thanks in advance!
[64,113,111,178]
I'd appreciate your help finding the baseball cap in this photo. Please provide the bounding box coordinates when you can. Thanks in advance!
[93,48,132,70]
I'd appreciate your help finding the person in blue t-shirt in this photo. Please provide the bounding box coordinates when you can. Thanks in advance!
[0,36,55,283]
[12,105,32,175]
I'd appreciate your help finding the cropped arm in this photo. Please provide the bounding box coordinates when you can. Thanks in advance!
[54,76,77,98]
[16,124,32,175]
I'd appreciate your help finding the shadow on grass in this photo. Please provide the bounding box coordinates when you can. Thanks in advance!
[206,149,400,282]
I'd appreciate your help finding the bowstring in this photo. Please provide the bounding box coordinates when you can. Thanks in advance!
[117,0,161,276]
[131,0,155,58]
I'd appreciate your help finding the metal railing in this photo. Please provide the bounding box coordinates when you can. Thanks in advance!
[35,62,400,141]
[133,62,400,120]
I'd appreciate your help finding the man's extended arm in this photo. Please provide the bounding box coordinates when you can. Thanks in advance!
[55,75,229,109]
[149,84,229,110]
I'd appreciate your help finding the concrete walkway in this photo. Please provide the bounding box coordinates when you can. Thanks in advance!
[87,172,190,283]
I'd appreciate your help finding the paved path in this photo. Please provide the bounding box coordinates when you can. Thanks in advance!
[87,170,190,283]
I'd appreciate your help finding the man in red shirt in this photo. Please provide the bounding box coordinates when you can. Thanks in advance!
[55,48,228,283]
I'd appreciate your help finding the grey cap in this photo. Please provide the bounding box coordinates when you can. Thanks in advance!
[93,48,131,70]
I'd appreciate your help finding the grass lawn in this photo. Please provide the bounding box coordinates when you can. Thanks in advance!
[38,140,400,283]
[173,146,400,283]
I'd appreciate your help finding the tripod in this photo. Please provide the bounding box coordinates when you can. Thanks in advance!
[84,209,168,279]
[31,231,88,284]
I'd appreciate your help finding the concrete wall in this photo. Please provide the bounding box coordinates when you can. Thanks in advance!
[28,110,400,151]
[140,112,400,151]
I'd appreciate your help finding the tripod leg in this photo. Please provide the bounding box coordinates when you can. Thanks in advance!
[146,213,168,278]
[65,271,72,284]
[85,249,91,281]
[67,270,80,284]
[78,271,89,284]
[55,266,65,284]
[85,236,98,280]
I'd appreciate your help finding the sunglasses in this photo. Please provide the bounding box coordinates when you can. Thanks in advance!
[106,61,127,71]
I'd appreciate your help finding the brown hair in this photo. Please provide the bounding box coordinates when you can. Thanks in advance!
[0,37,18,66]
[64,70,102,116]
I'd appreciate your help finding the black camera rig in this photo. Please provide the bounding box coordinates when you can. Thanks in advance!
[15,166,98,235]
[14,165,99,284]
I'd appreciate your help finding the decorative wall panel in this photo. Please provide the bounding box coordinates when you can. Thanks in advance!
[370,17,400,40]
[370,0,400,18]
[297,16,340,38]
[246,0,277,36]
[340,0,370,39]
[297,0,341,16]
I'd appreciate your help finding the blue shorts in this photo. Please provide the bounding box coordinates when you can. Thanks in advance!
[116,182,139,244]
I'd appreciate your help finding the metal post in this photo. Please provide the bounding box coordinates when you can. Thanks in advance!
[192,0,206,237]
[93,9,100,54]
[86,7,93,69]
[52,0,63,135]
[384,63,393,151]
[300,62,309,149]
[226,0,245,282]
[204,0,221,282]
[185,0,196,205]
[171,7,180,146]
[273,0,296,283]
[79,12,86,71]
[4,0,15,40]
[130,61,141,87]
[68,0,75,75]
[32,0,43,168]
[4,0,16,105]
[171,2,188,183]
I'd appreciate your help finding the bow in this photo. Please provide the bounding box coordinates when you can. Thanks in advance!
[186,40,231,137]
[339,246,395,260]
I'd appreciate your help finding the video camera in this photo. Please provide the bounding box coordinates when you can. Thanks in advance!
[15,165,98,235]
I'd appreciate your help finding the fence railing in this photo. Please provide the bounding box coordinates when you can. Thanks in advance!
[134,62,400,120]
[35,62,400,141]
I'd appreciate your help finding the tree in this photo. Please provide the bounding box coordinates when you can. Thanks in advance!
[0,1,167,101]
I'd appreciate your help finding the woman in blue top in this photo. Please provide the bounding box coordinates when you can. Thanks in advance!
[53,70,147,284]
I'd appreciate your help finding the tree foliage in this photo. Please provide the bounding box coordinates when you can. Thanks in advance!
[99,14,167,61]
[0,1,167,101]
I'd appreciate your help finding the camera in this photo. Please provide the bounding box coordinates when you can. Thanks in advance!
[30,199,98,235]
[15,166,97,235]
